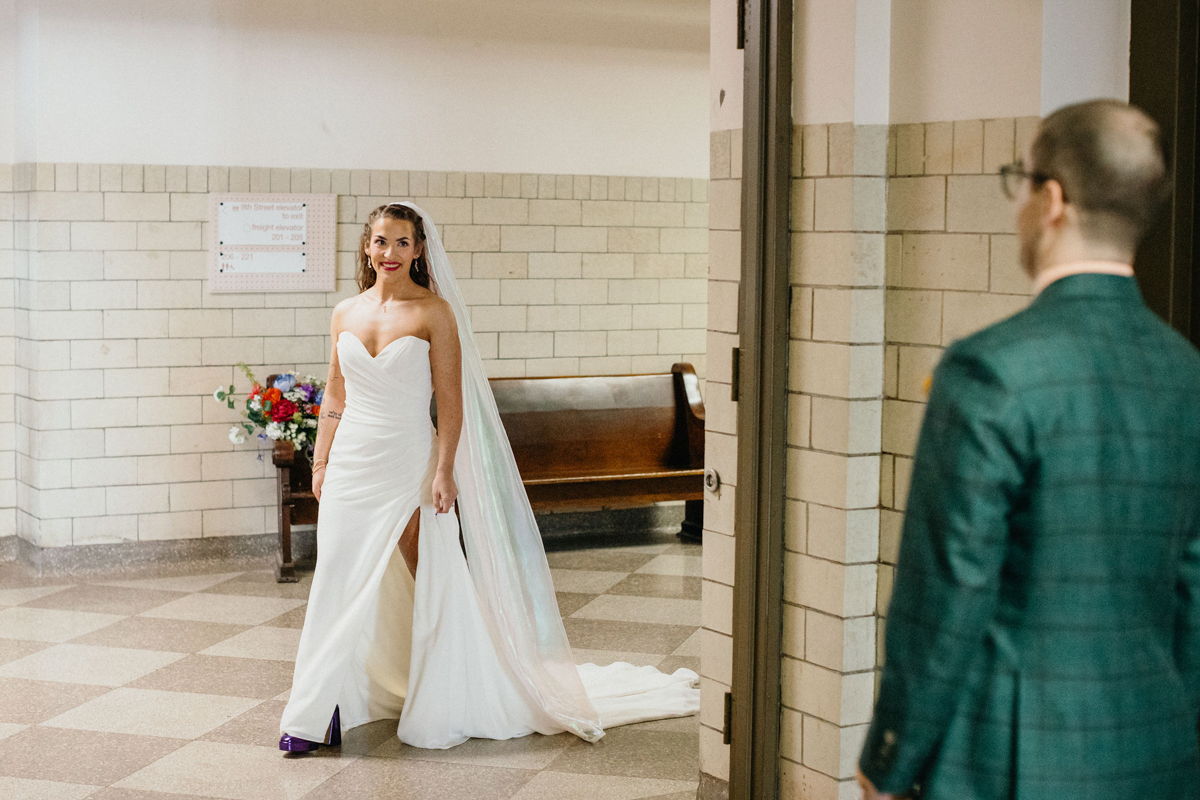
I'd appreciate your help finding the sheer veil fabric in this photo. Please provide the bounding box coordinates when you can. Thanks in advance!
[389,202,604,741]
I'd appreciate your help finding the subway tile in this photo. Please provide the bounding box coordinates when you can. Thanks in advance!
[884,288,942,346]
[946,175,1015,233]
[900,233,989,291]
[952,119,984,174]
[941,291,1028,345]
[785,449,879,511]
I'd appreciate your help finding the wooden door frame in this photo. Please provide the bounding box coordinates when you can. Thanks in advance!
[729,0,792,797]
[1130,0,1200,343]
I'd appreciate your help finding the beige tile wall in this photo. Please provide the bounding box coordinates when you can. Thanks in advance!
[0,164,14,539]
[776,115,1038,799]
[878,117,1037,669]
[779,123,887,800]
[700,128,740,786]
[3,162,707,548]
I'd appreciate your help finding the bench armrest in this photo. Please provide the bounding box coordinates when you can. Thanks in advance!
[672,363,706,468]
[272,440,297,467]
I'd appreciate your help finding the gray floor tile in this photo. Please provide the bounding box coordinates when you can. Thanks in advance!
[0,726,185,785]
[302,755,536,800]
[24,585,185,616]
[544,727,699,781]
[0,677,109,725]
[128,654,295,699]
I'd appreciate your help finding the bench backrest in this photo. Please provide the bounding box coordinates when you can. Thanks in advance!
[491,370,696,480]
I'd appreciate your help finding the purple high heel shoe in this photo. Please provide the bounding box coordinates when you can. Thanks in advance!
[279,706,341,752]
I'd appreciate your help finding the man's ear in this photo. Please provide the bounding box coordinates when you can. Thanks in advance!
[1043,179,1068,227]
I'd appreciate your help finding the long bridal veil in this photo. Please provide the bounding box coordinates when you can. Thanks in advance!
[388,202,604,742]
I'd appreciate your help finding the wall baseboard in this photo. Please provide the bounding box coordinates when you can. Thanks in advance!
[698,772,730,800]
[5,505,687,576]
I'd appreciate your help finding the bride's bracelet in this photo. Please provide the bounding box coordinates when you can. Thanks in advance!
[312,459,328,472]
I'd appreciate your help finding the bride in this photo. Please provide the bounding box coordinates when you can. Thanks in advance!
[278,202,699,751]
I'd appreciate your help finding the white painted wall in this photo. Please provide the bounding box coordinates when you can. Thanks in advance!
[793,0,857,124]
[1041,0,1130,114]
[889,0,1043,123]
[0,0,15,164]
[710,0,744,131]
[17,0,709,177]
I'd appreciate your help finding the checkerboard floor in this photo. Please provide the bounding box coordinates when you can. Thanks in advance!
[0,532,701,799]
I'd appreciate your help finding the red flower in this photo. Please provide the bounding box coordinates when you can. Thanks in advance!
[250,383,262,398]
[271,398,298,422]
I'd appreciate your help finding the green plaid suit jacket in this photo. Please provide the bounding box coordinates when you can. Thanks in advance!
[861,274,1200,799]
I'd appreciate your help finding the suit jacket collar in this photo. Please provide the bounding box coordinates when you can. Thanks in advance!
[1031,273,1143,307]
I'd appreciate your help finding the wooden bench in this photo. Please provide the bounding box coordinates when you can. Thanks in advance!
[270,363,705,582]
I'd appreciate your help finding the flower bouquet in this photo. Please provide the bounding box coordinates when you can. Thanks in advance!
[215,364,325,465]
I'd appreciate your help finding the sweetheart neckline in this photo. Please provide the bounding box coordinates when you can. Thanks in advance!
[339,330,429,359]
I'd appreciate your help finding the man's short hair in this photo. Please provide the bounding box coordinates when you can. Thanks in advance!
[1031,99,1171,250]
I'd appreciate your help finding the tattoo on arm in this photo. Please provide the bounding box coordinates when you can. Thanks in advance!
[322,410,342,420]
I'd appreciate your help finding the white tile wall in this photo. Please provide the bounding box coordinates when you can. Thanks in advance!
[2,162,708,548]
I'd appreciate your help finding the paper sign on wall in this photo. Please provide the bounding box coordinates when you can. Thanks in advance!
[207,193,337,293]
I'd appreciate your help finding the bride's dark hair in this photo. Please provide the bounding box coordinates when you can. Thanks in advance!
[357,204,431,293]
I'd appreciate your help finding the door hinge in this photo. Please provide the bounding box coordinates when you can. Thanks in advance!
[723,691,733,744]
[737,0,747,50]
[730,347,740,402]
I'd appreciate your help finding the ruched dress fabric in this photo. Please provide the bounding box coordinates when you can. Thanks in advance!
[279,331,700,750]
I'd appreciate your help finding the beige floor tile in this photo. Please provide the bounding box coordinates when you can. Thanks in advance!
[372,730,578,771]
[0,722,28,741]
[544,727,698,781]
[549,569,628,594]
[655,656,700,676]
[0,586,71,608]
[671,629,701,657]
[562,619,695,655]
[25,586,184,616]
[634,555,702,577]
[0,607,125,643]
[260,607,307,629]
[44,687,262,740]
[571,595,701,627]
[607,574,701,599]
[0,776,99,800]
[545,551,656,573]
[203,573,311,600]
[299,755,535,799]
[556,592,597,617]
[571,649,665,668]
[199,627,302,662]
[0,639,53,666]
[0,644,185,687]
[509,771,698,800]
[98,572,246,593]
[86,788,217,800]
[114,740,353,800]
[128,654,295,699]
[70,616,249,654]
[0,678,110,724]
[201,698,289,746]
[140,594,305,626]
[625,714,699,734]
[0,726,185,785]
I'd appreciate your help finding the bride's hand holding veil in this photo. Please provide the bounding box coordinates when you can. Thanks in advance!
[432,469,457,514]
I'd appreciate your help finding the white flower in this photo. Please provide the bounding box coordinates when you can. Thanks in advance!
[249,398,262,411]
[265,421,284,440]
[284,389,304,402]
[213,387,225,402]
[228,426,246,444]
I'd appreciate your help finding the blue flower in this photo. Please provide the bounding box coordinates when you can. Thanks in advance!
[257,433,268,441]
[273,374,297,392]
[314,388,324,405]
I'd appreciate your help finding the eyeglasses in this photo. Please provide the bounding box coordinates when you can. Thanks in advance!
[999,161,1058,200]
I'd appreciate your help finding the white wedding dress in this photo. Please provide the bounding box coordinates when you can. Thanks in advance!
[279,330,700,749]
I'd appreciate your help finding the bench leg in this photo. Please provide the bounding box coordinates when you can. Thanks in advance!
[679,499,703,543]
[276,501,298,583]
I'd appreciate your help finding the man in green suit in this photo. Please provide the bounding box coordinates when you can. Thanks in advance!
[859,100,1200,799]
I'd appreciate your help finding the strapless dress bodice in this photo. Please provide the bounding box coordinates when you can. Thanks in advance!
[336,331,432,428]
